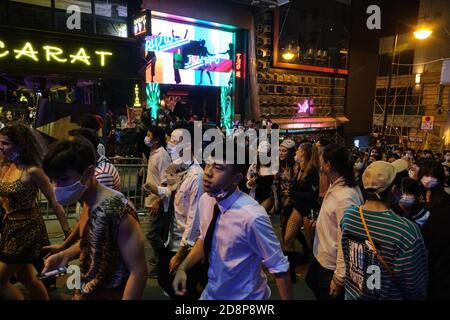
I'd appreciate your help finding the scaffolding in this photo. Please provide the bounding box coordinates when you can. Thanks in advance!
[372,58,425,147]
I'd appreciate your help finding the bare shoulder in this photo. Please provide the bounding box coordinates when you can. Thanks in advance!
[25,166,46,181]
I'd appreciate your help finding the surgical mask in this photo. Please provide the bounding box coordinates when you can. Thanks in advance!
[207,188,228,200]
[399,194,415,207]
[354,162,363,171]
[144,136,153,148]
[7,151,19,162]
[54,180,88,205]
[421,176,438,189]
[166,142,179,160]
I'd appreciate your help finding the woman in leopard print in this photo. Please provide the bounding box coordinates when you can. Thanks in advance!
[0,124,70,300]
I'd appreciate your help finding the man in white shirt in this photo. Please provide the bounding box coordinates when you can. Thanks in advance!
[172,139,292,300]
[143,126,171,277]
[306,143,363,300]
[143,128,204,299]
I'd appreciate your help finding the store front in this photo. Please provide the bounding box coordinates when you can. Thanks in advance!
[0,25,139,139]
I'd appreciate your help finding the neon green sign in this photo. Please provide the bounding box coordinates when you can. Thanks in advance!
[0,40,113,67]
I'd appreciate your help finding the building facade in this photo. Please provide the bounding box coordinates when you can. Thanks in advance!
[372,0,450,151]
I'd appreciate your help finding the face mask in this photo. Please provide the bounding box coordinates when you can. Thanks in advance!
[399,194,415,207]
[144,136,153,148]
[421,176,438,189]
[7,151,19,162]
[354,162,363,171]
[54,180,88,205]
[207,188,228,200]
[166,142,179,160]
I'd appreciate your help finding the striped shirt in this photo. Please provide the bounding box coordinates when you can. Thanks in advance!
[341,205,428,300]
[95,155,121,191]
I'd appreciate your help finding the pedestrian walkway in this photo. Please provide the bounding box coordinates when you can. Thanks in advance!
[25,215,316,300]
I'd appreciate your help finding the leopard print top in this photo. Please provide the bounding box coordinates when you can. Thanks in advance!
[0,179,38,213]
[79,194,139,294]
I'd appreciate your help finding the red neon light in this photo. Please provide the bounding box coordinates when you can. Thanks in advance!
[236,53,242,78]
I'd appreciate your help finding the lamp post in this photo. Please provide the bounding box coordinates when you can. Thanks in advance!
[380,34,398,143]
[380,27,433,143]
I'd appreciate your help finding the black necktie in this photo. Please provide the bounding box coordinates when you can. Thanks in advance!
[203,203,221,273]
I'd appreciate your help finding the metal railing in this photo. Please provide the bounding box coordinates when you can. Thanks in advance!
[41,158,149,220]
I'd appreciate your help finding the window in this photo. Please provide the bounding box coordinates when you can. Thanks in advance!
[12,0,51,7]
[274,0,350,70]
[94,0,127,18]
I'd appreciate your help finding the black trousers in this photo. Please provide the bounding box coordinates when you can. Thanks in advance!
[146,206,170,267]
[305,256,344,300]
[157,246,206,300]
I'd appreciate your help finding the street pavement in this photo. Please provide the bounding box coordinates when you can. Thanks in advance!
[16,214,316,300]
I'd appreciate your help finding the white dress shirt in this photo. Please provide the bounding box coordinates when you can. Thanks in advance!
[157,160,204,252]
[145,146,171,209]
[313,176,363,285]
[198,189,289,300]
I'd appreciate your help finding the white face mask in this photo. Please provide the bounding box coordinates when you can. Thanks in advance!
[207,189,228,200]
[54,180,88,205]
[166,142,179,160]
[421,176,438,189]
[399,194,415,207]
[144,136,153,148]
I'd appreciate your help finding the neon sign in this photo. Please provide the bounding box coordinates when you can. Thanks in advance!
[184,54,221,70]
[0,40,113,67]
[133,84,141,107]
[297,98,313,114]
[145,35,190,53]
[134,10,150,37]
[236,53,242,78]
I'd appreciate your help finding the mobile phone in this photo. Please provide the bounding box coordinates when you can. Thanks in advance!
[37,267,68,280]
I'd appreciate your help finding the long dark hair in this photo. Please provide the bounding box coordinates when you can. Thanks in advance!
[322,143,356,187]
[418,160,446,208]
[0,124,44,167]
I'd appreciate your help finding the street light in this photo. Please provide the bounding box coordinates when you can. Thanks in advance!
[414,28,433,40]
[381,28,432,142]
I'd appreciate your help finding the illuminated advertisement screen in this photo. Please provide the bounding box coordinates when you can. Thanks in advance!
[145,14,235,87]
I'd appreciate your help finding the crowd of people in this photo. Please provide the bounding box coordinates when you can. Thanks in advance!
[0,110,449,300]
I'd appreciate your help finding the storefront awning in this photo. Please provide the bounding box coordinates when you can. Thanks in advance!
[271,116,348,130]
[335,116,350,123]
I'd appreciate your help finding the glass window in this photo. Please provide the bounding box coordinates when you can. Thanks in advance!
[11,0,51,7]
[55,0,92,14]
[94,0,127,18]
[7,3,53,29]
[96,17,127,38]
[275,0,350,70]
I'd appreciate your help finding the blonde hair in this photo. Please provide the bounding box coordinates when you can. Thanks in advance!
[297,142,319,180]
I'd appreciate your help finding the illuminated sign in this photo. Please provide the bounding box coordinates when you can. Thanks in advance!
[133,84,141,107]
[0,39,113,67]
[134,11,151,37]
[297,98,313,114]
[236,53,243,78]
[146,16,235,87]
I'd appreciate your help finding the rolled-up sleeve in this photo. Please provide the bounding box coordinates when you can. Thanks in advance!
[247,215,289,274]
